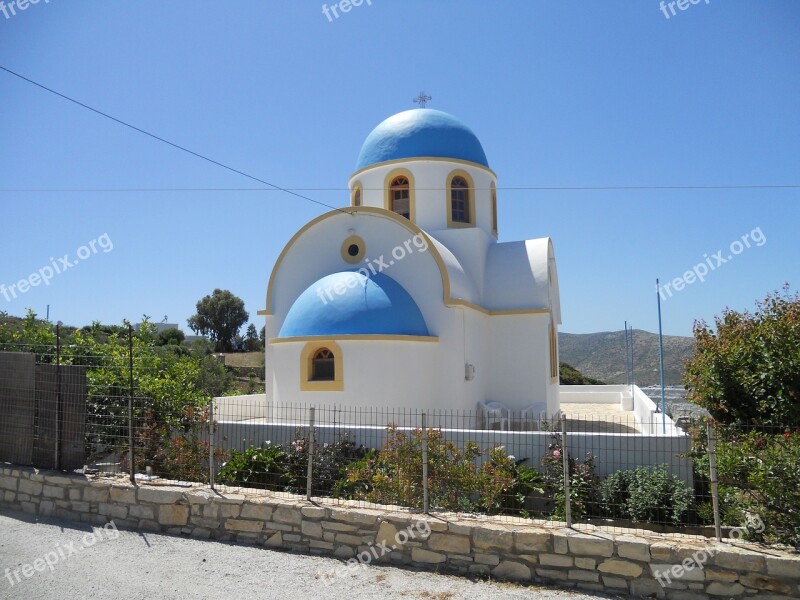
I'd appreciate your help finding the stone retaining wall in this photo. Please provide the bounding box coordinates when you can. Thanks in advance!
[1,465,798,600]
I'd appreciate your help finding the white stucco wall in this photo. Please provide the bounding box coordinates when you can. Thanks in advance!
[487,313,559,416]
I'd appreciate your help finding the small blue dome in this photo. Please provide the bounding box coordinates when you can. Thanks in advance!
[279,271,429,337]
[356,109,489,171]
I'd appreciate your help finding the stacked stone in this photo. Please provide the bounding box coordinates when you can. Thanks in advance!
[1,465,798,599]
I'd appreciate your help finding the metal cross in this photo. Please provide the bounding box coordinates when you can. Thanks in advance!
[413,91,432,108]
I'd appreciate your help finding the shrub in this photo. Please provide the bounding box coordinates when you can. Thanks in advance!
[217,443,288,490]
[283,436,366,496]
[684,285,800,426]
[541,435,601,520]
[339,426,528,513]
[600,465,693,525]
[713,429,800,548]
[216,436,366,496]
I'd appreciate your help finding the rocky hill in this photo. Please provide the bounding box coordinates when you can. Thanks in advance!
[558,329,695,386]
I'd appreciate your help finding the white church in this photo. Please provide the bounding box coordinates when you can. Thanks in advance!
[259,108,562,420]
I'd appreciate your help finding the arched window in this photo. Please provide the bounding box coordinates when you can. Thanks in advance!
[450,176,470,223]
[300,341,343,391]
[352,185,362,207]
[446,171,475,227]
[311,348,335,381]
[389,176,410,219]
[491,182,498,236]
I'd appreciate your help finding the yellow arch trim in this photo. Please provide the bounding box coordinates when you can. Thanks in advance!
[272,335,439,344]
[263,206,551,317]
[349,156,497,180]
[490,181,498,237]
[265,207,452,315]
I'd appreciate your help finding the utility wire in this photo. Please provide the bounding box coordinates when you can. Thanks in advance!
[2,67,797,198]
[1,184,798,193]
[0,65,347,213]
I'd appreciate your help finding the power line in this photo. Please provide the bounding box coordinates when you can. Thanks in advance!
[0,65,347,213]
[2,67,797,198]
[1,184,798,193]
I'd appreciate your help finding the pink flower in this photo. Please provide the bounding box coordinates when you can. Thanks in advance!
[553,450,561,458]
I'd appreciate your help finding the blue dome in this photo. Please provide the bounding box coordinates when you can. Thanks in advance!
[356,109,489,170]
[279,271,429,337]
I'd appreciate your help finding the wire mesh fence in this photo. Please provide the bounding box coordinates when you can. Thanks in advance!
[0,336,797,547]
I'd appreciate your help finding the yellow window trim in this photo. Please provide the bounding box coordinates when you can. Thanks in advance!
[300,340,344,392]
[445,169,476,229]
[340,234,366,264]
[490,181,498,237]
[383,168,416,223]
[351,182,363,207]
[549,320,559,381]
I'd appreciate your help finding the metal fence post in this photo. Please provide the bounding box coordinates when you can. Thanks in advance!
[209,397,215,490]
[561,415,572,528]
[422,412,429,514]
[54,323,61,470]
[707,420,722,542]
[306,407,315,501]
[128,324,135,485]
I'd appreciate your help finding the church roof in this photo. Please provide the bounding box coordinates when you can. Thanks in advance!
[483,238,561,323]
[355,109,489,171]
[278,271,429,337]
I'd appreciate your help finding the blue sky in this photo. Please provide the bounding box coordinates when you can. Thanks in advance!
[0,1,798,337]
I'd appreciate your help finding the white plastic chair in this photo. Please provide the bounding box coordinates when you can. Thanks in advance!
[478,401,510,431]
[520,402,548,431]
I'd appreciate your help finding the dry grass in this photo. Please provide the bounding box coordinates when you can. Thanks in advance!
[220,351,264,368]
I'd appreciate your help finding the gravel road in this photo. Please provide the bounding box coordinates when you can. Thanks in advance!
[0,508,623,600]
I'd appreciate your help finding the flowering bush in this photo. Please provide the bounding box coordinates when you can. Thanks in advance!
[339,426,531,513]
[684,285,800,426]
[541,435,601,520]
[217,436,365,495]
[714,428,800,548]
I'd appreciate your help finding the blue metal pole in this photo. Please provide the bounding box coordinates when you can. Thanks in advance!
[656,279,666,434]
[630,324,635,389]
[624,320,630,386]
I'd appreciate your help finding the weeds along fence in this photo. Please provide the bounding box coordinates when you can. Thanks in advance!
[0,336,797,547]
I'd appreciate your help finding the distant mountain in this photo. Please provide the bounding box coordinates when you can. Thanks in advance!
[558,330,695,386]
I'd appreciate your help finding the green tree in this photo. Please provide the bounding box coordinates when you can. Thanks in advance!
[559,362,605,385]
[243,323,261,352]
[0,309,56,358]
[187,289,249,352]
[684,284,800,426]
[156,328,185,347]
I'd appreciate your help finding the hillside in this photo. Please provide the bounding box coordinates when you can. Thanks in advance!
[558,329,695,386]
[2,314,694,387]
